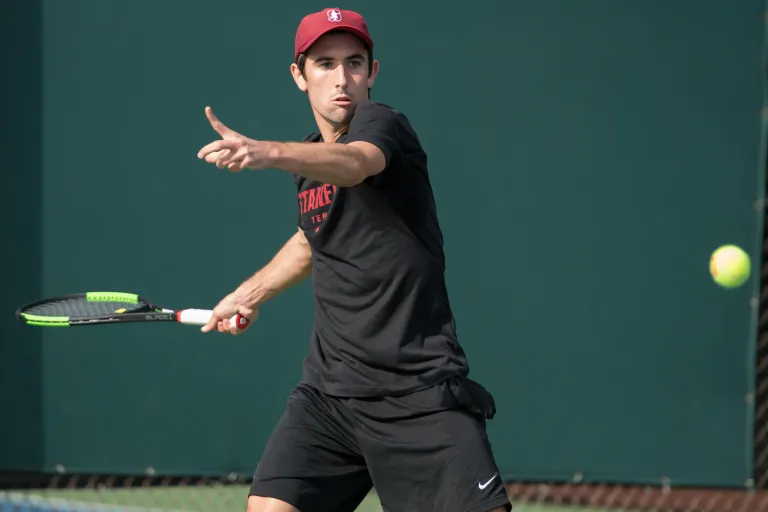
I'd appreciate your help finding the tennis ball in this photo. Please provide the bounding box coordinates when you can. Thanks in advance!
[709,244,751,289]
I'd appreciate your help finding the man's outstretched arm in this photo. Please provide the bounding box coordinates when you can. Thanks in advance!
[201,228,312,334]
[196,106,389,187]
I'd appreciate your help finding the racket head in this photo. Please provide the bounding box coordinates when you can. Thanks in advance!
[16,292,157,327]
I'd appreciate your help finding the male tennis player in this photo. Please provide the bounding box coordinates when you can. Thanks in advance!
[197,7,511,512]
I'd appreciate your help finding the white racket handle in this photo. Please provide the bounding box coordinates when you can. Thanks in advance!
[176,309,250,330]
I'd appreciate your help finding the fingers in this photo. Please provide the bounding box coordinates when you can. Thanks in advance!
[208,150,243,172]
[216,146,241,168]
[199,299,257,336]
[198,141,248,172]
[228,305,256,335]
[200,315,218,333]
[238,304,255,319]
[198,139,240,160]
[217,146,249,171]
[228,317,246,335]
[216,152,230,169]
[202,315,250,335]
[197,108,258,172]
[202,317,234,334]
[202,149,240,171]
[200,149,227,164]
[205,106,232,137]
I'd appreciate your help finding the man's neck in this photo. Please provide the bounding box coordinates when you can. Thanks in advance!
[313,111,349,143]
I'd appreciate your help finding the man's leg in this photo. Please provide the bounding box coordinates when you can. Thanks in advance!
[247,383,373,512]
[246,496,299,512]
[351,378,512,512]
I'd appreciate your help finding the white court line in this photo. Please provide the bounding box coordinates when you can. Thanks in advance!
[0,491,194,512]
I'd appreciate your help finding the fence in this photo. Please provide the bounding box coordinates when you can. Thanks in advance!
[2,473,768,512]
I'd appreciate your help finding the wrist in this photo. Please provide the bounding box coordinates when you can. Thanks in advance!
[263,141,283,169]
[234,278,270,309]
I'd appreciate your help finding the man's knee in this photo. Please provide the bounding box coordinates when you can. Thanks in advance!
[246,495,301,512]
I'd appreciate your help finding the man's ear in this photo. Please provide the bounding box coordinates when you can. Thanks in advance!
[290,62,308,92]
[367,59,380,89]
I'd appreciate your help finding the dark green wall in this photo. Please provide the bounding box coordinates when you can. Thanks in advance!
[1,0,44,472]
[2,0,765,487]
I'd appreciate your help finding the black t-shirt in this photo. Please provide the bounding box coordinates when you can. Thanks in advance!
[295,100,469,398]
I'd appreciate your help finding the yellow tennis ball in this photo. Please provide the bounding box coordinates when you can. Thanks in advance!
[710,244,751,289]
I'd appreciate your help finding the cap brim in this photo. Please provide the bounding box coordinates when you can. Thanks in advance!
[296,26,373,60]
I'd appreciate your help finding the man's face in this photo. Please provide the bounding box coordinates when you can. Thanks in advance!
[291,32,379,128]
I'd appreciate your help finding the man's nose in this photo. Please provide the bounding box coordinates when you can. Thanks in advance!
[335,64,348,87]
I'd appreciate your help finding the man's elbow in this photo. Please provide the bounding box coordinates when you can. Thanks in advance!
[334,155,370,187]
[345,162,370,187]
[343,144,386,186]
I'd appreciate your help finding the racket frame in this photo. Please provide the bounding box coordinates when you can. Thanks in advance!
[14,292,237,328]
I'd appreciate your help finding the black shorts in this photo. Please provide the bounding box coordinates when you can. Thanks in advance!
[249,376,512,512]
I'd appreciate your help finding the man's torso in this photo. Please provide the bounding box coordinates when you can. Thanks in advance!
[295,101,469,397]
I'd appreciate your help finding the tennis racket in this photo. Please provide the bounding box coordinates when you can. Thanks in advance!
[15,291,250,330]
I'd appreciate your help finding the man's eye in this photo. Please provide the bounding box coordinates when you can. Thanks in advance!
[349,60,362,68]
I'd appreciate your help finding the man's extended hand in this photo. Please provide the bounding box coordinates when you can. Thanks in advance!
[200,291,259,335]
[197,106,272,172]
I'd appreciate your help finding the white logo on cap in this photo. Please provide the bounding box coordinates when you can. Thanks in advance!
[327,9,342,22]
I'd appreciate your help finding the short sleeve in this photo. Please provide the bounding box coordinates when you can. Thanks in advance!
[296,132,322,227]
[344,101,402,168]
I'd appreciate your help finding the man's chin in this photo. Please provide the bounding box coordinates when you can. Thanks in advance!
[326,106,355,123]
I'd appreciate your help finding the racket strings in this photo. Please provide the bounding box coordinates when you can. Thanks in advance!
[24,298,146,318]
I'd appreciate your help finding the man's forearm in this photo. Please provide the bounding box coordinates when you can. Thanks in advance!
[267,142,369,187]
[235,229,312,309]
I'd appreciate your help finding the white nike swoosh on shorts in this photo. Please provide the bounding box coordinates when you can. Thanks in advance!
[478,474,497,490]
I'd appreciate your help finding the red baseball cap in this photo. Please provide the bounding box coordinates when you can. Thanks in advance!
[294,8,374,61]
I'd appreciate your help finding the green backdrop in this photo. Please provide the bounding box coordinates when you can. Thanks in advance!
[2,0,766,488]
[1,0,44,473]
